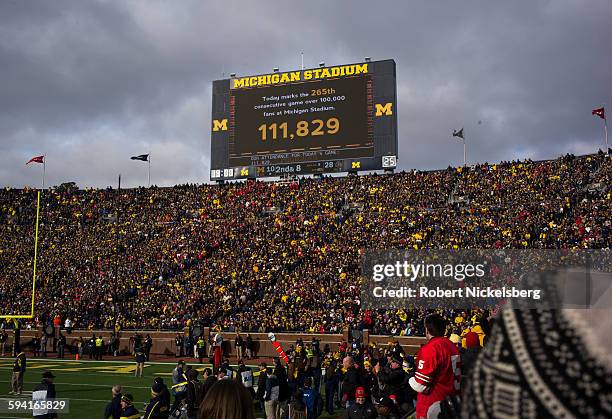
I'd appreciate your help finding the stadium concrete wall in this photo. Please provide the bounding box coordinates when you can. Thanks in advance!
[13,328,425,358]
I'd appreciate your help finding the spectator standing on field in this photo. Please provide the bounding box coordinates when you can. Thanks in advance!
[132,333,142,356]
[108,333,117,356]
[32,371,57,419]
[33,334,41,358]
[174,333,183,357]
[41,333,47,358]
[237,359,255,399]
[264,367,280,419]
[185,369,203,419]
[196,335,206,364]
[374,355,407,407]
[143,382,170,419]
[95,335,104,360]
[57,332,66,359]
[235,332,244,361]
[341,356,360,408]
[144,334,153,361]
[255,362,268,414]
[104,384,122,419]
[153,377,171,414]
[10,351,26,395]
[119,394,139,419]
[301,376,322,419]
[134,346,145,378]
[323,356,339,415]
[88,334,96,360]
[409,314,460,419]
[245,333,254,359]
[193,337,198,361]
[274,357,291,419]
[77,336,84,359]
[170,360,188,414]
[342,387,376,419]
[183,335,192,358]
[0,328,7,356]
[212,333,223,373]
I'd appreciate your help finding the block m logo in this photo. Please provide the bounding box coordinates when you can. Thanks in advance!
[212,119,228,131]
[351,161,361,169]
[375,103,393,116]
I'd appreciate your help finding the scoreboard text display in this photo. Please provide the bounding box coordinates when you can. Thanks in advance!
[210,59,397,180]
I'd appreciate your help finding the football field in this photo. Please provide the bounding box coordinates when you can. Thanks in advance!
[0,358,341,419]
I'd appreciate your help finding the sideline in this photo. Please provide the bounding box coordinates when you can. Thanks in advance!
[0,381,150,389]
[0,357,263,368]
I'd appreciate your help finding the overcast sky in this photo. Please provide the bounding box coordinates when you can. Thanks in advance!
[1,0,610,188]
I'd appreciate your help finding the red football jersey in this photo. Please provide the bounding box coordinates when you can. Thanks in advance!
[411,336,461,419]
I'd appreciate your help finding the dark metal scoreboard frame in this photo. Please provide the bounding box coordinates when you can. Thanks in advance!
[210,59,398,180]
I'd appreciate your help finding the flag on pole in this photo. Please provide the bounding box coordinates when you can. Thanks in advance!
[592,107,605,120]
[452,128,464,139]
[592,106,608,153]
[130,154,149,161]
[26,155,45,165]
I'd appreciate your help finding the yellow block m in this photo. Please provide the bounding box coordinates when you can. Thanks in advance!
[375,103,393,116]
[212,119,228,131]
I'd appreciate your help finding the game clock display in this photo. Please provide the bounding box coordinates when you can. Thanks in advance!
[210,59,398,179]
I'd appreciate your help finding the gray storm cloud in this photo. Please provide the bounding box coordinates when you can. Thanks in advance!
[0,0,610,188]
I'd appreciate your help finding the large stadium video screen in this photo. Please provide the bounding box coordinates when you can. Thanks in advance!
[210,59,397,180]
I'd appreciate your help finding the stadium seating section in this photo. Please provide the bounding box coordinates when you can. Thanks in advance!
[1,152,610,335]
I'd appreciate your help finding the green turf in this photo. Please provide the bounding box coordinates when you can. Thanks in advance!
[0,358,341,419]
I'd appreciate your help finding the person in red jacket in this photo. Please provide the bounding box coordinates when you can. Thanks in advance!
[212,333,223,373]
[409,314,461,419]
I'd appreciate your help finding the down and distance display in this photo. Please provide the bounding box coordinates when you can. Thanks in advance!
[210,60,398,179]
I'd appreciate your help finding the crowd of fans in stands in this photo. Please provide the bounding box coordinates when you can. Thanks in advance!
[0,152,610,335]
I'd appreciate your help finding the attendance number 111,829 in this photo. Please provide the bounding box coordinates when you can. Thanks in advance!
[258,118,339,141]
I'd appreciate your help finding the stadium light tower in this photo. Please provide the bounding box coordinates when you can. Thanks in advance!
[319,61,325,67]
[273,67,279,73]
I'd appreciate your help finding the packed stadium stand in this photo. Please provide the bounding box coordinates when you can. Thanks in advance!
[1,151,610,335]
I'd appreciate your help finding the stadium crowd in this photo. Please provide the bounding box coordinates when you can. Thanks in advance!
[0,152,610,335]
[1,151,611,418]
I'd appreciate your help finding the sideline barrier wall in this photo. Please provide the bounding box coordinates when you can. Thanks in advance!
[10,329,426,357]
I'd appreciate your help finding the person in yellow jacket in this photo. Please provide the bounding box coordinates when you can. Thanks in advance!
[461,320,486,348]
[196,336,206,364]
[470,322,486,346]
[95,336,104,360]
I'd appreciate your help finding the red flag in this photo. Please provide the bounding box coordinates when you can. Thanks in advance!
[592,107,605,120]
[26,155,45,165]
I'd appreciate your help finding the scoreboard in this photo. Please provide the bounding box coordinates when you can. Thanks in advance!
[210,59,397,180]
